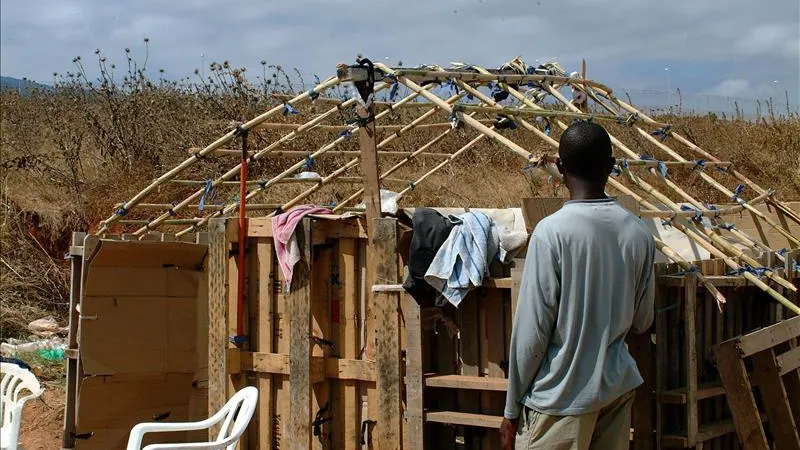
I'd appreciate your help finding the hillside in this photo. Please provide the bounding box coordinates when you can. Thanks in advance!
[1,63,799,340]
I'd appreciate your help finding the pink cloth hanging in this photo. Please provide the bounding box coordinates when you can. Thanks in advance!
[272,205,331,290]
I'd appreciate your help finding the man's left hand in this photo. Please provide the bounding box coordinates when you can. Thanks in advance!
[500,417,518,450]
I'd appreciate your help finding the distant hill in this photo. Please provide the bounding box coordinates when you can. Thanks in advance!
[0,76,51,94]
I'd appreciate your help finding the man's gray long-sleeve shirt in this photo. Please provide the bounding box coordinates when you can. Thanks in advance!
[504,198,655,418]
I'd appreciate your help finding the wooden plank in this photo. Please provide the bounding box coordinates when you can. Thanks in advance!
[520,197,565,232]
[289,218,313,450]
[371,218,401,449]
[311,244,333,449]
[777,342,800,375]
[250,238,274,449]
[750,348,800,450]
[246,217,369,242]
[653,264,667,448]
[403,294,424,450]
[629,329,655,450]
[459,290,481,450]
[425,374,508,391]
[61,232,85,450]
[338,239,361,449]
[685,272,699,447]
[737,316,800,357]
[424,411,503,429]
[660,382,727,404]
[713,341,769,450]
[227,230,248,450]
[359,104,381,229]
[482,277,512,289]
[481,289,505,450]
[207,219,229,438]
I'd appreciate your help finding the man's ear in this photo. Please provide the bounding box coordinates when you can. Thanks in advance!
[556,157,565,175]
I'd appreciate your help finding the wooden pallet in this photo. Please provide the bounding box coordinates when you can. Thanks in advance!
[714,316,800,450]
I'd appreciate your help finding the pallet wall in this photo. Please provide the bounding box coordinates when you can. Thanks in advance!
[208,216,398,450]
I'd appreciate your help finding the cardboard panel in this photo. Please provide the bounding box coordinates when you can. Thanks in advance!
[90,239,207,269]
[75,374,193,450]
[80,296,196,375]
[83,267,200,298]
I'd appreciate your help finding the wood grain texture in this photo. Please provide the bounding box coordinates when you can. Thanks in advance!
[371,218,401,449]
[207,219,229,438]
[289,218,313,450]
[714,342,769,450]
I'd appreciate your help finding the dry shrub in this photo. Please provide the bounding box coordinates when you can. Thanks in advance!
[1,45,798,339]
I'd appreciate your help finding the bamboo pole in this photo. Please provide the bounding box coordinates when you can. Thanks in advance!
[166,177,411,187]
[607,177,797,313]
[250,120,494,132]
[271,93,438,109]
[98,75,343,233]
[127,82,391,235]
[378,64,535,162]
[591,87,800,231]
[471,65,793,305]
[654,237,727,309]
[638,190,772,218]
[396,132,489,200]
[622,168,797,294]
[173,85,462,236]
[331,112,478,212]
[580,88,788,263]
[450,104,671,127]
[544,83,793,282]
[186,149,457,159]
[372,68,615,93]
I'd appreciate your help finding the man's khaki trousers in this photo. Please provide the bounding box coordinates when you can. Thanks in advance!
[514,390,635,450]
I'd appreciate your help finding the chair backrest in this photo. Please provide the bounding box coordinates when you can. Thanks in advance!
[213,386,258,449]
[1,362,44,429]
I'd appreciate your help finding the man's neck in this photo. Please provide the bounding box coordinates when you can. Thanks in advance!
[568,183,608,201]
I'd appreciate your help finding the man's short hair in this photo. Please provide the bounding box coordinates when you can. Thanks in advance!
[558,121,613,181]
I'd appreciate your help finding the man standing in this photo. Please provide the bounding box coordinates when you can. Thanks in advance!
[501,122,655,450]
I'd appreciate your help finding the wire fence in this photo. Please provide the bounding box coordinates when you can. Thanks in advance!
[612,88,797,119]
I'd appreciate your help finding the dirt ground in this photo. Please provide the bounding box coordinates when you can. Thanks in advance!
[18,382,65,450]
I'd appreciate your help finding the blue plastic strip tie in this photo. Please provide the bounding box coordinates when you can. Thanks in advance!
[657,161,668,178]
[198,180,213,212]
[116,206,128,216]
[307,89,320,101]
[339,129,353,138]
[303,155,314,170]
[693,159,706,170]
[639,154,655,161]
[610,166,621,177]
[680,204,703,221]
[283,103,300,115]
[731,184,745,200]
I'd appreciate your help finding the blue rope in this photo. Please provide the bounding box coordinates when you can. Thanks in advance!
[668,265,700,276]
[639,154,655,161]
[339,129,353,139]
[693,159,706,171]
[307,89,320,101]
[610,165,622,177]
[543,119,552,136]
[116,206,128,216]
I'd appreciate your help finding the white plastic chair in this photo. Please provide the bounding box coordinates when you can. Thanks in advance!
[126,386,258,450]
[1,362,45,450]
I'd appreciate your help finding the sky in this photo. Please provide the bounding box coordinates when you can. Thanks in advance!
[2,0,799,106]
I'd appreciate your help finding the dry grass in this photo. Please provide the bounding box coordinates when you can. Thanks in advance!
[1,48,798,339]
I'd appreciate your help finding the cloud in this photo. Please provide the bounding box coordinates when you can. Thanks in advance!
[1,0,798,103]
